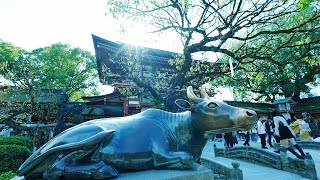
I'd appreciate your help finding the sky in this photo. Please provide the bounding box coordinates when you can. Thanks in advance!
[0,0,182,53]
[2,0,318,101]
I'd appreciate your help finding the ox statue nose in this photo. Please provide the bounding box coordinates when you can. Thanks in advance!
[234,109,258,130]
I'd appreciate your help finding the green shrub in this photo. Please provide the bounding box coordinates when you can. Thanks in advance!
[0,144,31,174]
[0,171,16,180]
[0,136,33,151]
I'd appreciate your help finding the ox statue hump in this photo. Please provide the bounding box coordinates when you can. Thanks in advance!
[17,86,257,179]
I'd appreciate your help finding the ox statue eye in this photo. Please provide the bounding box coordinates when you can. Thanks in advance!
[207,102,218,109]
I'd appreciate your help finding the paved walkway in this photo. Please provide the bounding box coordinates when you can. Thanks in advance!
[202,139,319,180]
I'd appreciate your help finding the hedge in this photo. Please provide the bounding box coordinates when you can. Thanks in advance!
[0,171,16,180]
[0,136,33,151]
[0,144,31,174]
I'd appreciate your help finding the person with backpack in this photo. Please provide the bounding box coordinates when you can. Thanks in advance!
[272,109,306,159]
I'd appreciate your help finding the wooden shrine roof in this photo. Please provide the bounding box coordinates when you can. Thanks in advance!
[0,86,67,104]
[224,101,276,113]
[82,89,123,103]
[292,96,320,113]
[92,34,229,85]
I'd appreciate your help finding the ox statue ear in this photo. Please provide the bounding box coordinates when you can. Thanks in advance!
[175,99,192,110]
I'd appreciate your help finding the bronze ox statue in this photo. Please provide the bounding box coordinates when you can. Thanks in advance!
[17,86,257,179]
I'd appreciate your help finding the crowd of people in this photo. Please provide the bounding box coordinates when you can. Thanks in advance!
[217,110,317,159]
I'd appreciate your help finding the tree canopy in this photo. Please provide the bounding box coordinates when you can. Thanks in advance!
[107,0,320,104]
[0,42,99,101]
[0,41,99,124]
[212,7,320,102]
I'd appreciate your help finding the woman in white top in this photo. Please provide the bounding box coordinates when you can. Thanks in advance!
[272,109,305,159]
[257,118,267,149]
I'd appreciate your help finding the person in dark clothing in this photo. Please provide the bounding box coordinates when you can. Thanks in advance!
[224,132,234,148]
[272,109,306,159]
[265,119,274,147]
[286,118,293,125]
[243,131,250,146]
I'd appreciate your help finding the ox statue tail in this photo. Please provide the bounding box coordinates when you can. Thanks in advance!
[17,130,115,177]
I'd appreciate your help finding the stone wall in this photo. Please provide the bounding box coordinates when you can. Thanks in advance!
[280,152,317,180]
[200,157,243,180]
[214,146,282,169]
[297,141,320,150]
[214,146,317,179]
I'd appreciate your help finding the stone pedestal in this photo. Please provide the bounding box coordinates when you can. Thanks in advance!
[13,163,214,180]
[116,163,214,180]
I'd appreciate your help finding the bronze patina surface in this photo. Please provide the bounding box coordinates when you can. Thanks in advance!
[17,86,257,179]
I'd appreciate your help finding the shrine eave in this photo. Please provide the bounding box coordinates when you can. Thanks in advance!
[92,34,230,86]
[82,89,121,102]
[92,34,180,83]
[92,34,179,59]
[224,101,276,113]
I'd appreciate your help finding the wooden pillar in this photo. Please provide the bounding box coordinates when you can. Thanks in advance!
[124,97,129,116]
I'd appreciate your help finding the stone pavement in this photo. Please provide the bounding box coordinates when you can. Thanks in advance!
[202,139,319,180]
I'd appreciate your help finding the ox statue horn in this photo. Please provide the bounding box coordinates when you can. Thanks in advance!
[199,87,211,100]
[187,86,200,103]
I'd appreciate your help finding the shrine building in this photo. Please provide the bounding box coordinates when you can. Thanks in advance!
[90,34,228,116]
